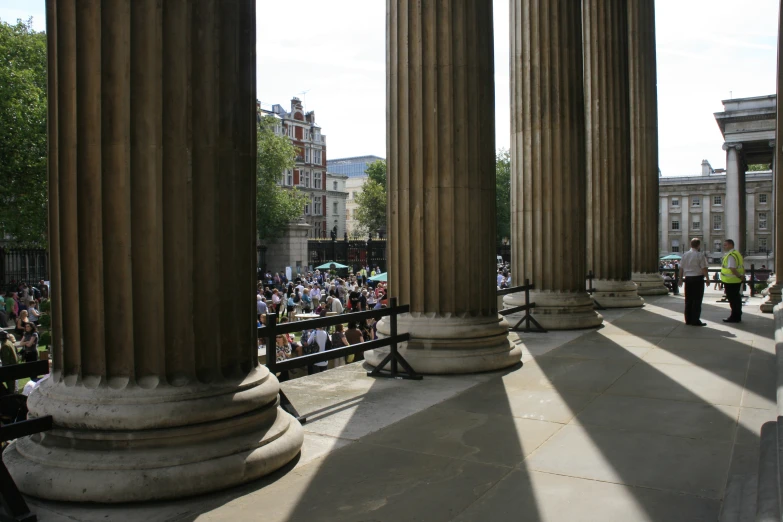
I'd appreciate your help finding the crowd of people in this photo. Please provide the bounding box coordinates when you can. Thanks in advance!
[257,266,389,381]
[0,281,50,396]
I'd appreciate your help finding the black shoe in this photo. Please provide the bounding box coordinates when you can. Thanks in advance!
[694,321,707,326]
[723,318,741,323]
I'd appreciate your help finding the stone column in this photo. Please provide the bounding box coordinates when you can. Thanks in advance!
[724,142,745,252]
[5,0,303,502]
[660,196,669,254]
[367,0,520,374]
[584,0,644,308]
[747,191,757,250]
[629,0,666,296]
[503,0,602,330]
[764,2,783,312]
[703,194,712,255]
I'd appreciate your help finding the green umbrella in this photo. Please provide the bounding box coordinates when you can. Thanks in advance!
[660,254,682,261]
[369,272,387,282]
[316,261,349,270]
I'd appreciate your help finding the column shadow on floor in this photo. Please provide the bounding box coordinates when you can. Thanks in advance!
[26,301,771,522]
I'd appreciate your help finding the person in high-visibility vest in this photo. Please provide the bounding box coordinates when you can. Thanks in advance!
[720,239,745,323]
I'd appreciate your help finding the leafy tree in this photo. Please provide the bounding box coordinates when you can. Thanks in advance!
[0,18,48,247]
[747,164,771,172]
[256,115,307,242]
[365,159,387,187]
[355,160,387,236]
[495,149,511,244]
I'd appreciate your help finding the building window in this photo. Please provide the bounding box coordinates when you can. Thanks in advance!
[671,220,680,230]
[313,172,322,189]
[713,195,722,205]
[303,170,311,188]
[759,237,768,252]
[671,239,680,253]
[759,212,768,230]
[692,218,701,230]
[313,197,322,216]
[287,125,294,138]
[352,192,357,199]
[305,147,311,164]
[333,202,338,215]
[760,193,768,204]
[304,200,310,215]
[313,150,322,164]
[691,196,700,207]
[714,240,722,253]
[286,169,293,186]
[713,214,722,230]
[671,198,680,207]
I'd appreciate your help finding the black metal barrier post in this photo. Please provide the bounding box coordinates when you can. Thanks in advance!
[259,301,422,424]
[264,313,306,424]
[497,279,547,333]
[749,264,756,297]
[368,298,422,380]
[0,359,52,522]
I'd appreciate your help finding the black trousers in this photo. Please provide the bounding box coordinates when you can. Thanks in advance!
[684,276,705,324]
[724,282,742,320]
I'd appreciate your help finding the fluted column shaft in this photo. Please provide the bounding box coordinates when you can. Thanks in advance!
[629,0,667,296]
[724,142,745,252]
[369,0,520,374]
[6,0,303,503]
[763,0,783,312]
[584,0,643,308]
[505,0,602,329]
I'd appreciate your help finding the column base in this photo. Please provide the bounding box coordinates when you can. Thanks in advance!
[503,291,603,330]
[365,314,521,374]
[4,367,304,503]
[760,282,782,313]
[593,279,645,308]
[632,272,669,296]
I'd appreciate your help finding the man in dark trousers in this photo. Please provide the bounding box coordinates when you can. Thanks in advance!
[720,239,745,323]
[679,238,710,326]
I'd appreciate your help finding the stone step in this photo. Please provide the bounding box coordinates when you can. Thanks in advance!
[719,474,757,522]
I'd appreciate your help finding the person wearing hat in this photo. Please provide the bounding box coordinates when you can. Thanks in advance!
[0,331,18,393]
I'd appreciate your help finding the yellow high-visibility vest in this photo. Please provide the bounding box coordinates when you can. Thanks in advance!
[720,250,745,284]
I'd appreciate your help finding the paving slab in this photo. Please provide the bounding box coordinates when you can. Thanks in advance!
[643,340,752,370]
[526,425,733,499]
[502,356,636,394]
[573,394,740,442]
[452,469,720,522]
[606,362,747,406]
[362,405,563,468]
[542,338,654,360]
[437,380,597,424]
[196,442,512,522]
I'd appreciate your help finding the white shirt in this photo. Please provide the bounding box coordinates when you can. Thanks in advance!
[307,329,328,367]
[681,248,708,276]
[331,299,344,314]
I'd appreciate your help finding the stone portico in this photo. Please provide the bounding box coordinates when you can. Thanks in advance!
[7,0,783,508]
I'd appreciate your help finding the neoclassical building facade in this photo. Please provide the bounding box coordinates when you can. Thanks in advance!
[8,0,783,505]
[659,167,773,264]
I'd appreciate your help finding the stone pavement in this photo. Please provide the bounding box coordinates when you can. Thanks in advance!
[26,289,775,521]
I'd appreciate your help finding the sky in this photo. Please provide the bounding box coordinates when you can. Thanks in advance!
[1,0,778,177]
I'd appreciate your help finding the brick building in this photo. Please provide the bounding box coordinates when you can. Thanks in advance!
[261,97,329,237]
